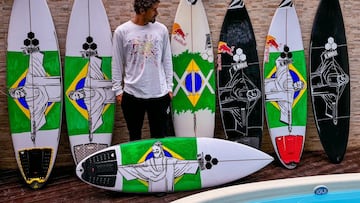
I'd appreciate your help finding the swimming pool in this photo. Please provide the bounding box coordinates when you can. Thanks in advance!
[172,173,360,203]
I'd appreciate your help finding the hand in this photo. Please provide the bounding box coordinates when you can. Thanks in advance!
[168,91,173,99]
[116,94,123,104]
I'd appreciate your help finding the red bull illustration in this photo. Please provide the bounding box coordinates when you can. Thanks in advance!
[264,35,280,62]
[172,23,187,46]
[218,41,234,56]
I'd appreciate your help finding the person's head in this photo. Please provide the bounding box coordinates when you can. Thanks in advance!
[68,89,85,100]
[152,141,164,158]
[133,0,160,24]
[9,87,26,98]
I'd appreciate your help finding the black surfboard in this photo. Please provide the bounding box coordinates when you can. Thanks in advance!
[310,0,350,163]
[217,0,263,149]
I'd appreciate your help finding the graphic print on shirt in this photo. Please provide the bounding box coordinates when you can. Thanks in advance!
[127,34,160,68]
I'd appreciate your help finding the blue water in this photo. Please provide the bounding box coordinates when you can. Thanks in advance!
[250,190,360,203]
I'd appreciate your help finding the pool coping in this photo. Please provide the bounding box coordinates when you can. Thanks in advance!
[172,173,360,202]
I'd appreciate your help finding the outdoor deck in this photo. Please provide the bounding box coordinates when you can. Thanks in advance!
[1,148,359,202]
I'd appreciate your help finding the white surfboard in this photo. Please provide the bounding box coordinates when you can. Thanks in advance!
[263,0,307,169]
[76,137,273,193]
[171,0,216,137]
[65,0,115,165]
[6,0,62,189]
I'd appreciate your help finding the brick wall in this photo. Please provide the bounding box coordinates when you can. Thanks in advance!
[0,0,359,169]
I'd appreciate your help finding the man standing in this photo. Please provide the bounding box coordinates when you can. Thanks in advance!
[112,0,173,141]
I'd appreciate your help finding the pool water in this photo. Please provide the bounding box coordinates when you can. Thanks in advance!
[251,190,360,203]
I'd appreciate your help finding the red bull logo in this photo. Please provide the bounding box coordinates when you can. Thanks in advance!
[172,23,186,40]
[172,23,187,46]
[217,41,234,56]
[264,35,280,62]
[266,35,279,50]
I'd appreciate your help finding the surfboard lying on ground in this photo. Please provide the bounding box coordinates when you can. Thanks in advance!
[310,0,350,164]
[6,0,62,189]
[65,0,115,165]
[171,0,216,138]
[76,137,273,193]
[263,0,307,169]
[217,0,263,149]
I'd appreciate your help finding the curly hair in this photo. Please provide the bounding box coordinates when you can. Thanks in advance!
[133,0,160,14]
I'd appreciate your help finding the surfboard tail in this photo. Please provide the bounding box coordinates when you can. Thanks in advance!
[78,149,118,188]
[275,135,304,168]
[18,148,54,189]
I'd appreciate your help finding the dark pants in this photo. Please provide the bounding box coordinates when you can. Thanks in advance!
[121,92,171,141]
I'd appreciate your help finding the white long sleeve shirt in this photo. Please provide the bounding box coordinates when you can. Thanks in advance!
[111,20,173,99]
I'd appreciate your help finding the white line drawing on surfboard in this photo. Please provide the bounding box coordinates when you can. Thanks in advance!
[218,47,261,136]
[67,39,115,140]
[310,37,349,125]
[9,33,61,142]
[118,141,200,192]
[264,45,305,132]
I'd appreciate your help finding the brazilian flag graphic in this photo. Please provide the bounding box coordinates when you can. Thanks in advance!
[7,50,61,133]
[264,50,307,128]
[172,51,216,114]
[64,55,114,136]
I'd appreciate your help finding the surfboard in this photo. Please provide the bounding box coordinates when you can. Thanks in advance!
[76,137,273,193]
[263,0,307,169]
[172,173,360,203]
[217,0,263,149]
[170,0,216,137]
[65,0,115,165]
[6,0,62,189]
[310,0,350,164]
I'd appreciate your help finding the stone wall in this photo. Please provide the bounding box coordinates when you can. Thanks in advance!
[0,0,359,169]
